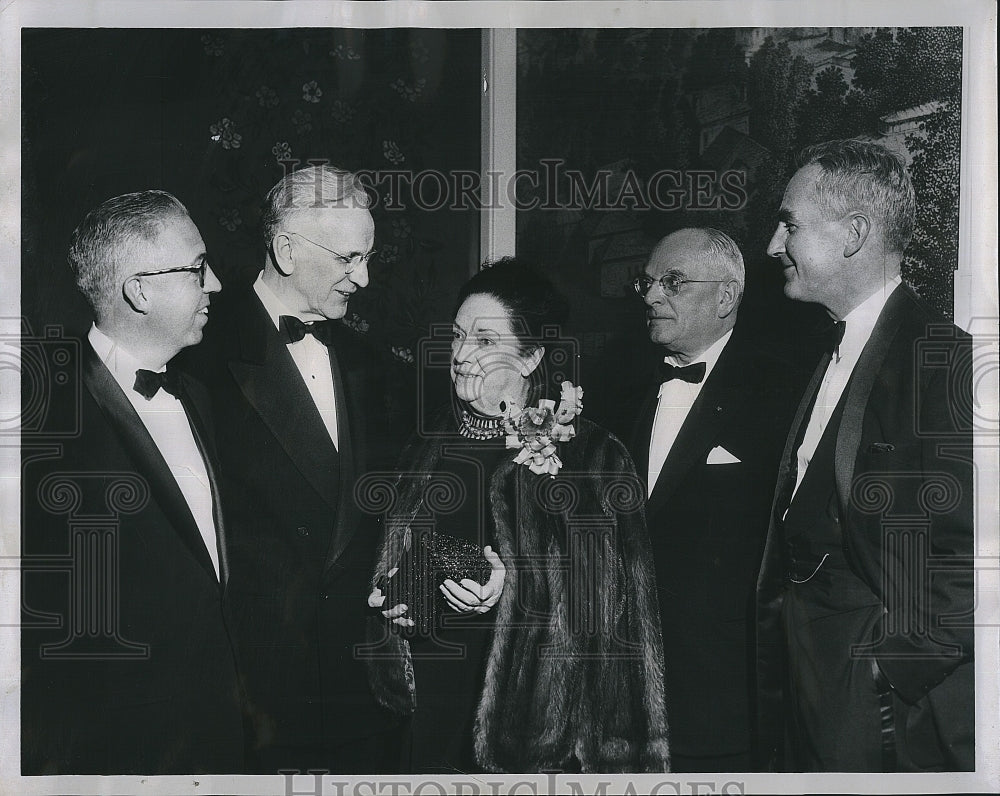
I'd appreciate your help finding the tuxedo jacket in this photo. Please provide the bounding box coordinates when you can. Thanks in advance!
[618,330,813,761]
[756,283,975,770]
[21,343,244,774]
[177,284,408,771]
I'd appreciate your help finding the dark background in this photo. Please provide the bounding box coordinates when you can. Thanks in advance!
[22,28,482,357]
[22,27,961,409]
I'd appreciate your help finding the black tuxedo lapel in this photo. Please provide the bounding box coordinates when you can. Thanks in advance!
[82,347,219,582]
[227,295,341,511]
[630,386,659,486]
[645,337,740,516]
[323,325,364,573]
[834,283,907,513]
[769,352,830,524]
[175,372,231,584]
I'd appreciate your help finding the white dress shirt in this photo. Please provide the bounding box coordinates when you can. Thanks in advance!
[253,274,340,449]
[88,325,220,578]
[790,276,902,500]
[648,329,734,493]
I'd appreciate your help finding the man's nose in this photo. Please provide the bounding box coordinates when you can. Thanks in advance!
[643,282,662,307]
[766,227,786,259]
[348,259,370,289]
[203,264,223,294]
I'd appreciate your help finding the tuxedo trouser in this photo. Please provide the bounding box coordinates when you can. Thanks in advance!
[781,551,885,772]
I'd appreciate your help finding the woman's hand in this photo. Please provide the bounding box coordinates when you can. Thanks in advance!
[367,567,414,628]
[439,545,507,615]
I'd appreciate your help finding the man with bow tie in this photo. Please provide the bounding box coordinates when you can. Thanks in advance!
[613,227,809,772]
[756,140,974,772]
[20,190,245,773]
[177,165,405,773]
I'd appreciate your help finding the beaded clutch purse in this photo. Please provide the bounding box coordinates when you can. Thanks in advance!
[382,530,492,634]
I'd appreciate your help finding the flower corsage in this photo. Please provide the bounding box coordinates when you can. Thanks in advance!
[503,380,584,476]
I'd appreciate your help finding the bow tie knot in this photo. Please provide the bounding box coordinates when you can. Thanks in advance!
[825,320,847,356]
[280,315,336,346]
[133,368,184,400]
[658,360,707,385]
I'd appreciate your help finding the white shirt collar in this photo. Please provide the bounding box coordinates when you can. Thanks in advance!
[254,271,330,327]
[838,276,902,361]
[253,271,297,331]
[88,324,166,389]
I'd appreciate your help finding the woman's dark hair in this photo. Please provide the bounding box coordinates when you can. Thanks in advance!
[455,256,570,356]
[454,256,571,405]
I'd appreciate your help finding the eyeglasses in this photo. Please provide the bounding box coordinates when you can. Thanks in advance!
[632,273,725,297]
[287,231,378,272]
[131,261,208,287]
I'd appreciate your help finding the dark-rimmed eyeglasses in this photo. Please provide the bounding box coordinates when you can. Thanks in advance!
[287,231,379,272]
[130,261,208,287]
[632,273,725,298]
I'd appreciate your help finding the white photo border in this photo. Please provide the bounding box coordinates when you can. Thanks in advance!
[2,2,996,794]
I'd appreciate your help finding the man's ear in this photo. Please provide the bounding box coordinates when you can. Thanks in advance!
[718,279,741,319]
[121,276,150,314]
[521,345,545,378]
[270,233,296,276]
[844,212,871,258]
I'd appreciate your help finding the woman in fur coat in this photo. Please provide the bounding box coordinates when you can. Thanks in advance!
[366,258,670,774]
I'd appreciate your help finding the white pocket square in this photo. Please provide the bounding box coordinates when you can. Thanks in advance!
[706,446,741,465]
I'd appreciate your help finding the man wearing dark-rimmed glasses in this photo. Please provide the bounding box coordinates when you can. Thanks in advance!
[177,164,406,774]
[613,227,809,772]
[21,190,245,774]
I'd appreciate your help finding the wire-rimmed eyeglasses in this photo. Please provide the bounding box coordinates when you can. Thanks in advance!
[287,231,379,271]
[632,273,725,298]
[131,261,209,287]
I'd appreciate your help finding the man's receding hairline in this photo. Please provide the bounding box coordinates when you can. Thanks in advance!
[651,229,723,276]
[115,208,195,273]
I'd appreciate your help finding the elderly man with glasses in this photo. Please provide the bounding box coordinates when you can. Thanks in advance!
[611,227,811,772]
[176,164,406,774]
[20,190,246,773]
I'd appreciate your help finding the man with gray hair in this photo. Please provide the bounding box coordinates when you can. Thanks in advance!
[21,190,244,773]
[614,227,808,770]
[757,139,973,771]
[179,164,403,773]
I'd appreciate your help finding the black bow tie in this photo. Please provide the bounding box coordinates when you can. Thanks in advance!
[133,368,184,400]
[658,360,707,385]
[825,320,847,355]
[280,315,336,346]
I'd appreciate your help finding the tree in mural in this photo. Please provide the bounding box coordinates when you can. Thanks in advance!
[846,27,963,318]
[905,103,962,318]
[517,29,701,181]
[740,38,813,259]
[684,29,748,95]
[850,27,962,120]
[739,28,962,318]
[516,28,703,266]
[746,39,812,174]
[797,66,853,147]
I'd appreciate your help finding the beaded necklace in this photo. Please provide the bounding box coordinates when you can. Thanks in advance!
[457,409,505,440]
